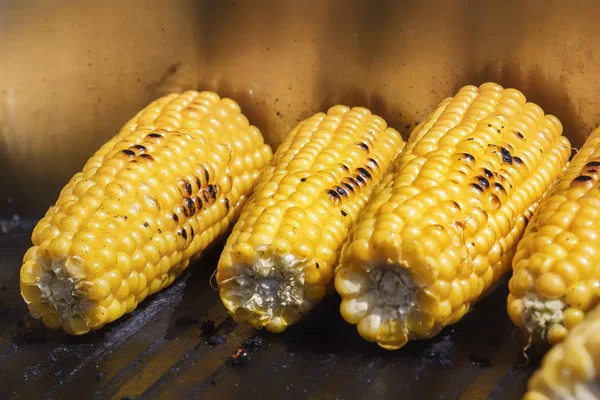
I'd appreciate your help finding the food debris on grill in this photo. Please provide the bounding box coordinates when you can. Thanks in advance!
[200,320,216,334]
[241,336,265,350]
[230,347,250,365]
[12,318,45,345]
[207,333,227,346]
[469,354,492,367]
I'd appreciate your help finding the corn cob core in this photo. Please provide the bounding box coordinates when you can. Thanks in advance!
[216,105,404,332]
[524,304,600,400]
[19,91,272,334]
[334,82,572,350]
[508,127,600,346]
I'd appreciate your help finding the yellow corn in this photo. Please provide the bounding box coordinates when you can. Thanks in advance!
[19,91,272,335]
[524,304,600,400]
[216,105,405,332]
[334,82,571,350]
[508,127,600,347]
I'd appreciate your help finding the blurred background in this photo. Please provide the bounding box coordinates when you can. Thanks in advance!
[2,0,600,218]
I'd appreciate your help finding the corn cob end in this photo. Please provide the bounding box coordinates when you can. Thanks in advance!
[21,251,96,335]
[218,245,318,332]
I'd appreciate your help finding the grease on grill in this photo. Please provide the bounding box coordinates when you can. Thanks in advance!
[469,354,492,367]
[208,333,228,346]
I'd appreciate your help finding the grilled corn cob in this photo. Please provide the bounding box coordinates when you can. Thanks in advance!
[524,304,600,400]
[216,106,404,332]
[334,82,571,350]
[508,127,600,346]
[19,91,272,335]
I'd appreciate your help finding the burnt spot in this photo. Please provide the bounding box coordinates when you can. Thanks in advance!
[143,222,149,228]
[586,161,600,168]
[224,198,230,210]
[368,158,379,169]
[181,228,188,240]
[516,131,525,139]
[462,153,475,162]
[190,226,195,237]
[494,183,507,193]
[523,215,530,224]
[341,210,348,217]
[194,196,203,210]
[139,154,154,161]
[122,149,136,157]
[335,186,348,196]
[183,207,189,218]
[316,263,320,269]
[300,177,307,182]
[204,168,210,182]
[184,197,196,216]
[355,174,366,186]
[328,189,341,202]
[130,144,147,152]
[450,201,461,211]
[483,168,493,178]
[574,175,593,183]
[207,184,218,200]
[471,183,484,192]
[342,181,354,193]
[341,164,350,172]
[202,190,210,204]
[477,176,490,188]
[357,167,372,180]
[147,133,163,138]
[358,142,369,151]
[348,177,359,186]
[196,177,202,189]
[173,213,179,222]
[500,147,512,164]
[184,182,192,195]
[513,156,523,164]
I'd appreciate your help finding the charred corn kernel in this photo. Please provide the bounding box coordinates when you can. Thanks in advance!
[525,305,600,400]
[19,91,272,334]
[508,126,600,346]
[217,106,405,332]
[335,83,571,350]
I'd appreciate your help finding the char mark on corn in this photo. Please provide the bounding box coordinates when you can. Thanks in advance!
[334,82,571,350]
[216,105,405,333]
[19,90,273,335]
[508,126,600,347]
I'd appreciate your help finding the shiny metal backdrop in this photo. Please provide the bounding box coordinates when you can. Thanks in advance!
[2,0,600,216]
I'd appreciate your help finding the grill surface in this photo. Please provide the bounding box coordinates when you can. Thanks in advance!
[0,222,538,400]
